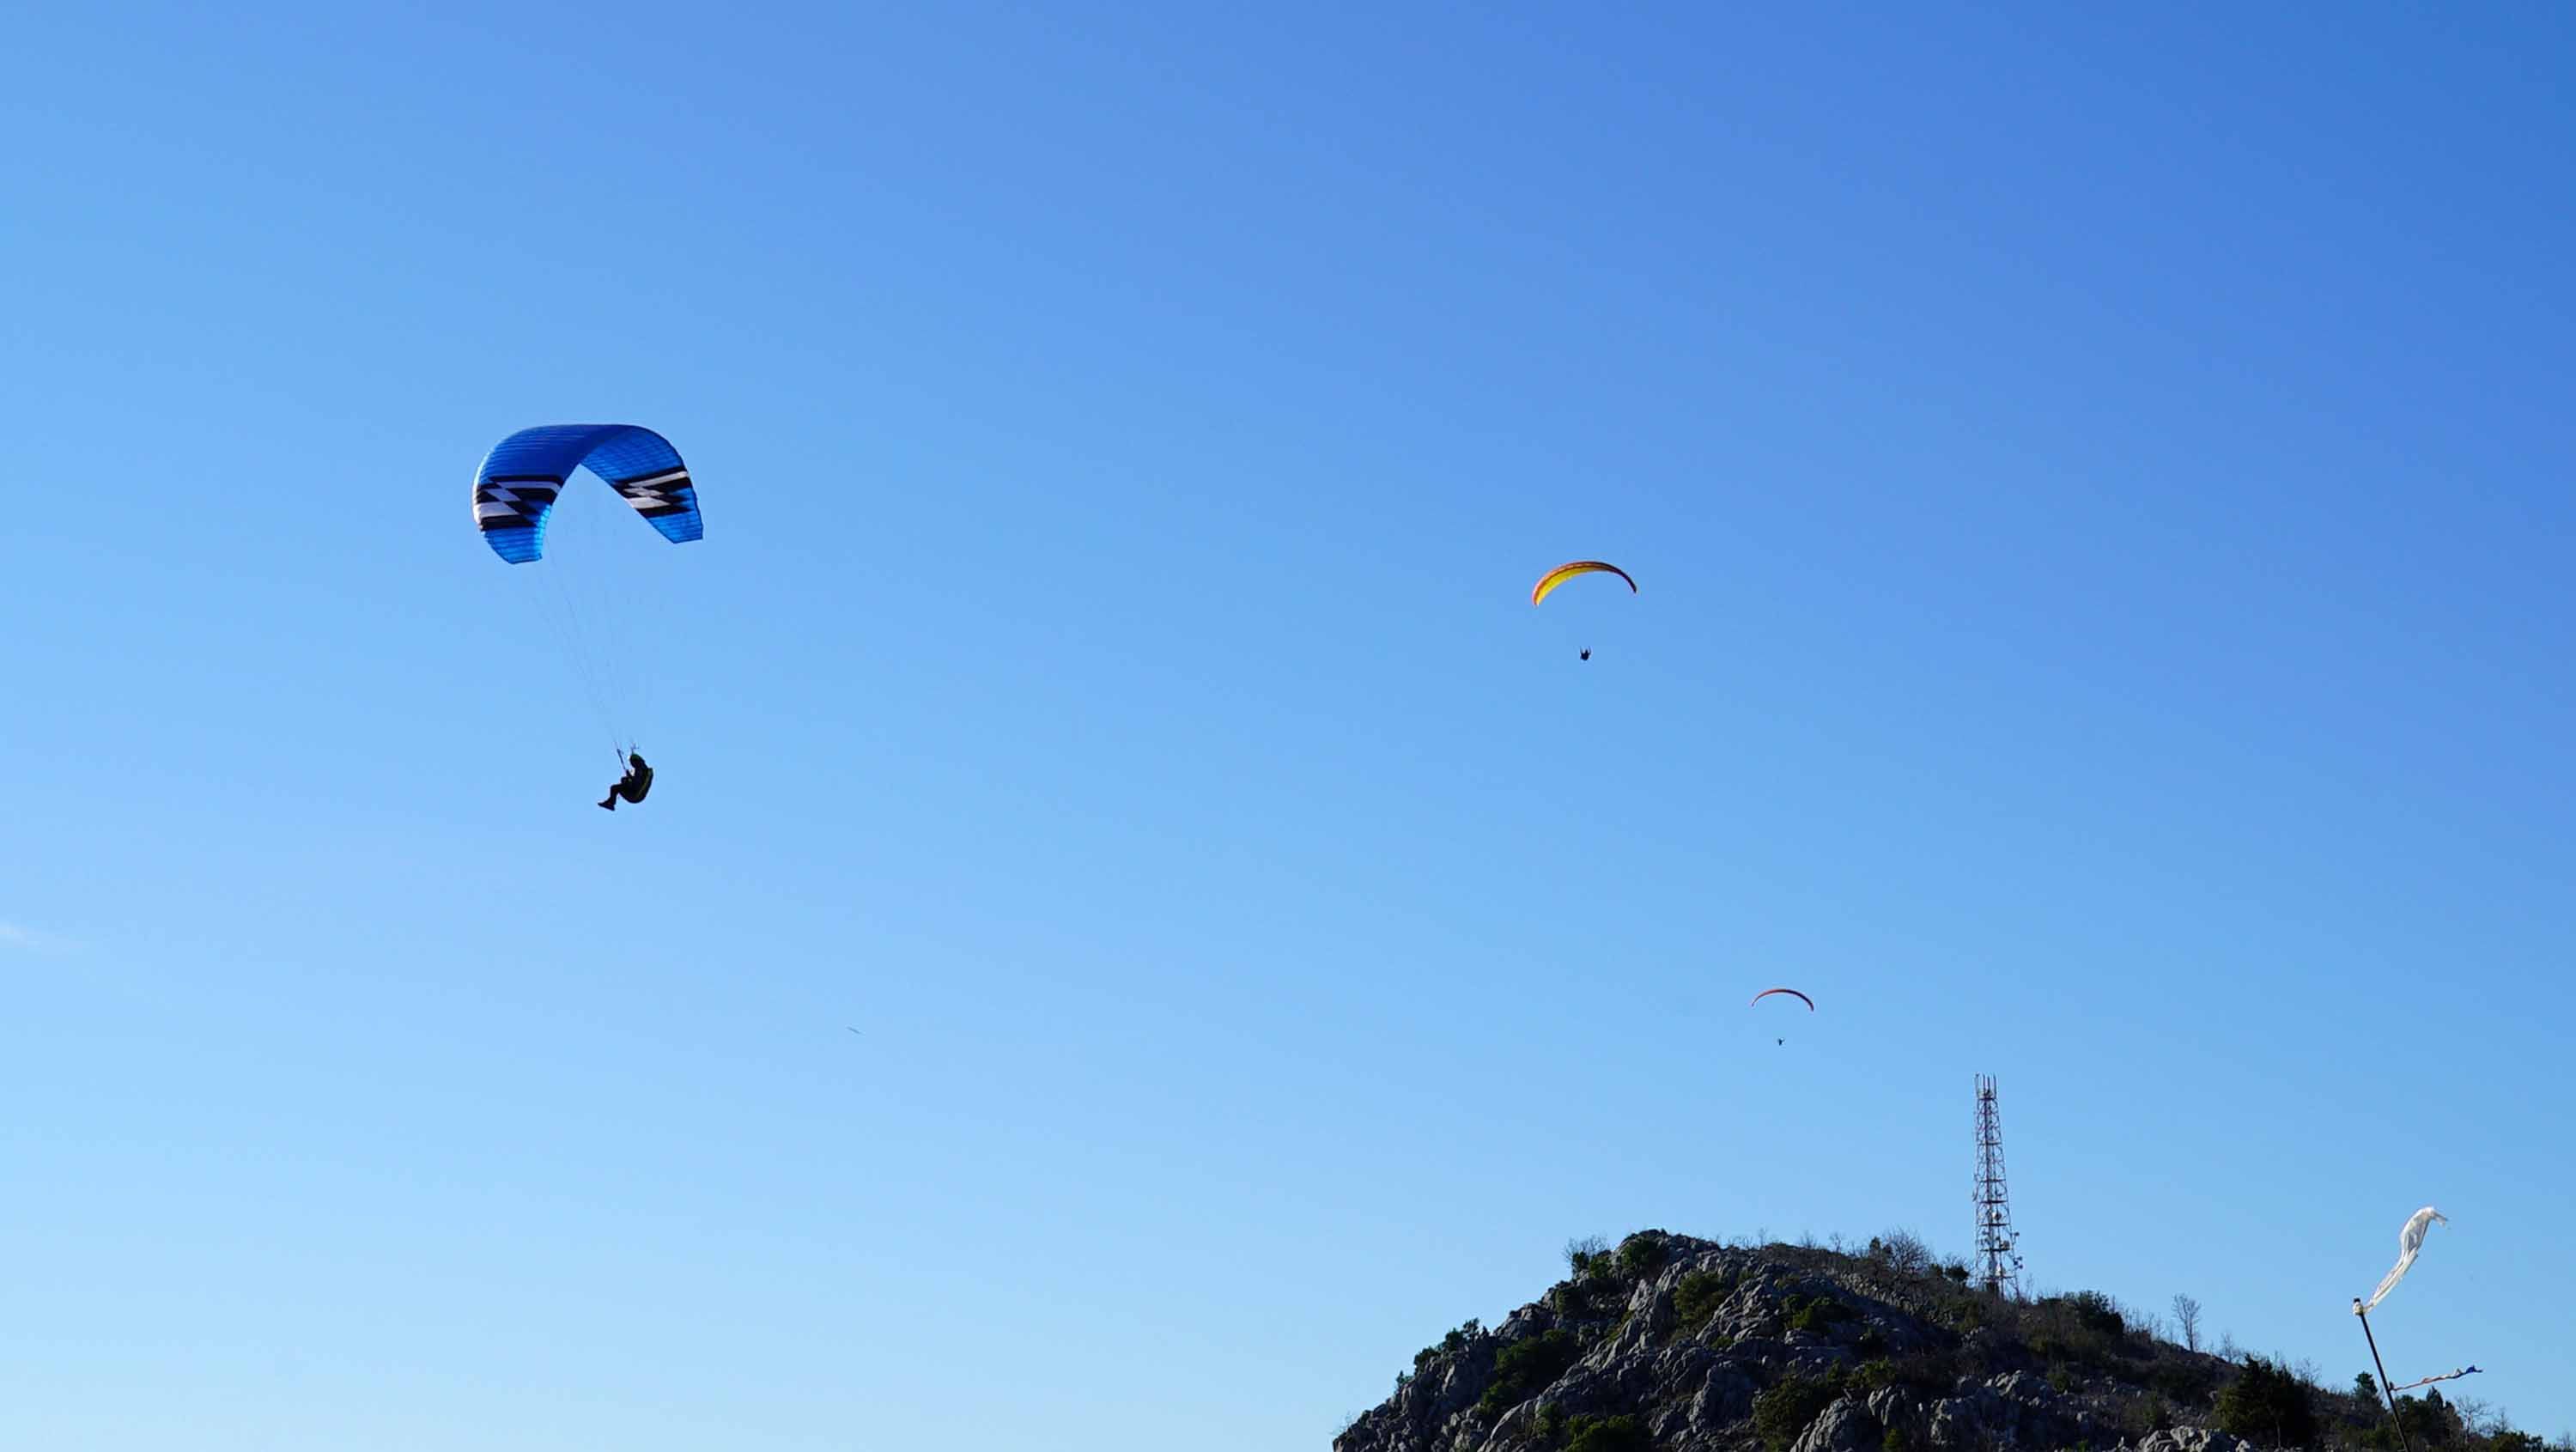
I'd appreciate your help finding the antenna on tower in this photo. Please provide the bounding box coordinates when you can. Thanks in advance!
[1973,1074,2025,1299]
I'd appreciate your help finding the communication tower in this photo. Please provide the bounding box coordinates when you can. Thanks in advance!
[1972,1073,2025,1298]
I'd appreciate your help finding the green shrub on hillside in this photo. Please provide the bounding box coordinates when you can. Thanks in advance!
[1415,1318,1482,1370]
[1754,1376,1840,1452]
[2215,1356,2317,1447]
[1565,1413,1650,1452]
[1787,1294,1856,1335]
[2368,1390,2464,1449]
[2065,1291,2125,1337]
[1477,1330,1582,1419]
[1674,1269,1735,1330]
[1565,1236,1612,1277]
[2149,1359,2219,1406]
[1886,1349,1963,1395]
[1617,1233,1672,1279]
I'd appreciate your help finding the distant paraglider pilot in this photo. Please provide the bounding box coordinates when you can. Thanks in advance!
[598,752,653,811]
[1579,648,1592,661]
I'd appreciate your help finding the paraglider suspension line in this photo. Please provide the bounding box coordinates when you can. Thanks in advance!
[531,546,636,768]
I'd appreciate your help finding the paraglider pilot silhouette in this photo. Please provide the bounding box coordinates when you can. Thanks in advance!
[598,752,653,811]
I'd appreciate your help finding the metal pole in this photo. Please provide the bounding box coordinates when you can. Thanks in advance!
[2354,1299,2415,1452]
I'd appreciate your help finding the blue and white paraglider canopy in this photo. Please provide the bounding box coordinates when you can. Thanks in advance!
[471,424,702,564]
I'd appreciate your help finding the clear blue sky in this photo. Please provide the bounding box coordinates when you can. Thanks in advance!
[4,3,2569,1446]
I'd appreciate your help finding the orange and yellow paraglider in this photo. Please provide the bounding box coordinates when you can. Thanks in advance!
[1529,561,1637,607]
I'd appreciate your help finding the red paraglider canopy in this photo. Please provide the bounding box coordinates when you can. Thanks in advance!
[1750,987,1815,1011]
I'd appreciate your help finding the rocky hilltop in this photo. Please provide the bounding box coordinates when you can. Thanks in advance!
[1334,1231,2496,1452]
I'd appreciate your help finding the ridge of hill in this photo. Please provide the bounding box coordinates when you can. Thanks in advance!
[1334,1231,2541,1452]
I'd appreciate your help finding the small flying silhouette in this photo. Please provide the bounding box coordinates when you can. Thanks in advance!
[1579,648,1592,661]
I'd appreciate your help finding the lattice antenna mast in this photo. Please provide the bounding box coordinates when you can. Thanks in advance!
[1972,1074,2026,1299]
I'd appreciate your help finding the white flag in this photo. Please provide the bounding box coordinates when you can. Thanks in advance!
[2361,1206,2448,1312]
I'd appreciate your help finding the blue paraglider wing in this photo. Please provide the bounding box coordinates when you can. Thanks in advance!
[472,424,702,564]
